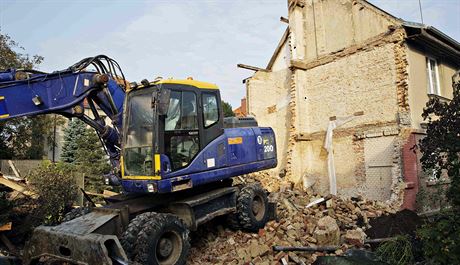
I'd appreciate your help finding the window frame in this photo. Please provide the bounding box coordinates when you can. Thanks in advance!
[202,92,219,128]
[427,57,441,96]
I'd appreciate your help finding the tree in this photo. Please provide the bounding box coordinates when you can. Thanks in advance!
[419,77,460,208]
[222,100,235,117]
[61,119,87,163]
[0,34,43,69]
[0,33,54,160]
[61,118,110,193]
[417,73,460,264]
[75,127,111,193]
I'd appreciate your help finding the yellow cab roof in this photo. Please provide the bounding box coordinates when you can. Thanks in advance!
[155,79,218,90]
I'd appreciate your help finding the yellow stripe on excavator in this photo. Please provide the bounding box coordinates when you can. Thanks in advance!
[120,155,162,180]
[155,79,218,89]
[127,79,218,91]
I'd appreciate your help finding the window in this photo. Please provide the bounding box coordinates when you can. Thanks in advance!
[123,88,154,176]
[165,91,198,131]
[427,57,441,96]
[168,135,199,170]
[164,90,199,170]
[202,93,218,127]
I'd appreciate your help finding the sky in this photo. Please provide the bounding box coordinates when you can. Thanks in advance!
[0,0,459,108]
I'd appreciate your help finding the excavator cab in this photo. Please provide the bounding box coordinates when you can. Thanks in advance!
[120,79,228,193]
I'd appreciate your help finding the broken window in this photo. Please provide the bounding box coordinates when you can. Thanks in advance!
[426,57,441,96]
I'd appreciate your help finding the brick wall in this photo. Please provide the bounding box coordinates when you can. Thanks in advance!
[401,133,418,210]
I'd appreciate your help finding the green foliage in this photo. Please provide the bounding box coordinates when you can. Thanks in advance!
[222,100,235,117]
[376,235,414,265]
[417,211,460,264]
[418,74,460,264]
[27,161,77,225]
[419,79,460,207]
[0,33,43,69]
[61,118,111,194]
[61,119,87,163]
[0,33,53,160]
[0,191,12,225]
[75,125,111,193]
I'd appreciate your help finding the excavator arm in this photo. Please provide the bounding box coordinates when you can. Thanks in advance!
[0,55,126,175]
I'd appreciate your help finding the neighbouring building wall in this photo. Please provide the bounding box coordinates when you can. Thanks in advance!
[407,46,458,129]
[293,43,401,199]
[247,69,291,175]
[297,43,398,134]
[300,0,397,62]
[271,40,290,71]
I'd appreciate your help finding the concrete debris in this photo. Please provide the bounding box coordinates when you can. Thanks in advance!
[343,228,366,247]
[314,216,340,246]
[189,181,398,265]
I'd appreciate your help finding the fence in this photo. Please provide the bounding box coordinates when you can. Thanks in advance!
[0,160,43,178]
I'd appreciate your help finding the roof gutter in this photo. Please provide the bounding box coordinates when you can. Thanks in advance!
[404,22,460,64]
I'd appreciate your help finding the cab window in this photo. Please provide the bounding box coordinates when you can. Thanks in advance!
[164,90,199,170]
[123,88,154,176]
[202,92,218,127]
[165,91,198,130]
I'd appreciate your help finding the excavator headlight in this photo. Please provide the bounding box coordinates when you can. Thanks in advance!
[147,183,157,193]
[32,95,43,106]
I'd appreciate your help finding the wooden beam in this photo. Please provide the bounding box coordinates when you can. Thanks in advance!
[103,190,119,197]
[237,64,269,72]
[0,222,12,232]
[289,60,308,70]
[295,133,313,141]
[85,190,119,198]
[8,160,22,179]
[280,16,289,24]
[0,176,37,198]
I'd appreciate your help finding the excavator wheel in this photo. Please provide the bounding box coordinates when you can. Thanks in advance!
[134,213,190,265]
[61,207,92,223]
[119,212,158,260]
[236,183,270,232]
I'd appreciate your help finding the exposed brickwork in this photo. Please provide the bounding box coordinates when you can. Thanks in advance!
[394,33,410,112]
[401,133,418,210]
[352,139,366,184]
[285,69,299,181]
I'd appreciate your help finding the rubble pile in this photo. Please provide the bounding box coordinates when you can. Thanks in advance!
[189,187,399,265]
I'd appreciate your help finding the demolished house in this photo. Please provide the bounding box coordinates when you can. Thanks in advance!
[244,0,460,211]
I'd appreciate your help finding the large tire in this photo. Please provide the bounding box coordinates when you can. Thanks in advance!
[237,183,270,232]
[134,213,190,265]
[62,207,92,223]
[120,212,158,260]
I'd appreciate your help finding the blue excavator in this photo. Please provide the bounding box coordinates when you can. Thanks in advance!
[0,55,277,265]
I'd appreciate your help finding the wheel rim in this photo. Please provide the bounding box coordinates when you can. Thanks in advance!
[155,230,183,265]
[252,194,266,221]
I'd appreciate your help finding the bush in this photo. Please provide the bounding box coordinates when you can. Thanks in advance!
[27,161,77,225]
[417,211,460,264]
[0,191,12,225]
[376,235,414,265]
